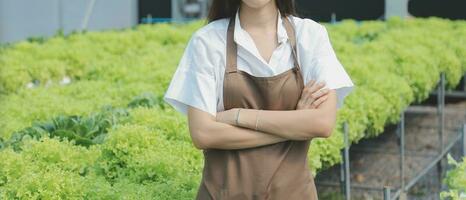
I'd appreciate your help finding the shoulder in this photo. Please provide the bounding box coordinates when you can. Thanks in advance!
[187,18,229,52]
[288,15,328,50]
[180,18,229,73]
[289,15,323,32]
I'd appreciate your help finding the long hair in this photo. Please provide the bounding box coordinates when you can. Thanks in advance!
[207,0,297,23]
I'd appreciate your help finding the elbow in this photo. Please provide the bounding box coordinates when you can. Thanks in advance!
[306,115,336,139]
[319,120,335,138]
[187,107,217,150]
[189,127,212,150]
[192,138,207,150]
[317,107,338,138]
[321,114,337,138]
[193,133,213,150]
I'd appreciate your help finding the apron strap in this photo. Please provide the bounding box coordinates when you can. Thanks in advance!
[225,14,301,73]
[282,16,301,72]
[226,16,237,73]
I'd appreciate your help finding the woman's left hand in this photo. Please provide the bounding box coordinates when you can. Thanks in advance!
[297,80,329,110]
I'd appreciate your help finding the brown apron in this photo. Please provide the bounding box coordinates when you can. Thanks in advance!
[195,15,318,200]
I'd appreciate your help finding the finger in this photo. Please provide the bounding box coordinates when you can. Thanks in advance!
[304,94,318,109]
[311,88,330,100]
[305,79,316,88]
[305,84,327,106]
[305,81,326,97]
[307,90,329,109]
[301,80,316,99]
[313,94,328,108]
[300,80,327,107]
[302,80,323,99]
[310,81,326,91]
[300,93,310,107]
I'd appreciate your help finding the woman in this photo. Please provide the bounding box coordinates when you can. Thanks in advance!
[163,0,355,199]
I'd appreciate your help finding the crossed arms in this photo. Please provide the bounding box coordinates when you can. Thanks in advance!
[187,80,338,150]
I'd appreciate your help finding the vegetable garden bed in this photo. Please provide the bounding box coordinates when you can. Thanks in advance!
[0,16,465,199]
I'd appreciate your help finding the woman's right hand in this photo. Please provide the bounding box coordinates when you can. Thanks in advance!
[296,80,330,110]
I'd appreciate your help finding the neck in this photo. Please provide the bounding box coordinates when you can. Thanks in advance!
[238,1,278,31]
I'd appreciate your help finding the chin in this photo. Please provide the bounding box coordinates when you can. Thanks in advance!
[241,0,274,9]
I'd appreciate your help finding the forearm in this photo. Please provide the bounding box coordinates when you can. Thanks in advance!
[237,108,332,140]
[201,120,289,150]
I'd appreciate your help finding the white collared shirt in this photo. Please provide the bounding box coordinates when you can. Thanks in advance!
[163,9,355,117]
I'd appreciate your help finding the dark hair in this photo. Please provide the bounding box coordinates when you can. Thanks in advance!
[207,0,297,23]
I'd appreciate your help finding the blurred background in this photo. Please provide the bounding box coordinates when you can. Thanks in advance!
[0,1,465,200]
[1,0,466,44]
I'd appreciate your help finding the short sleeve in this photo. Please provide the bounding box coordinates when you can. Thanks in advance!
[163,33,217,117]
[310,24,355,110]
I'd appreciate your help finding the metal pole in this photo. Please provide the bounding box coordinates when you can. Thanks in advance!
[437,72,445,190]
[82,0,97,31]
[339,122,346,195]
[462,123,465,157]
[58,0,64,31]
[440,72,445,152]
[331,13,337,24]
[463,73,466,92]
[400,111,406,196]
[383,186,391,200]
[172,0,180,22]
[344,122,350,200]
[340,148,345,194]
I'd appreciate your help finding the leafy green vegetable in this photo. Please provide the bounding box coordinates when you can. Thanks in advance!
[0,16,465,199]
[1,106,129,150]
[440,154,466,200]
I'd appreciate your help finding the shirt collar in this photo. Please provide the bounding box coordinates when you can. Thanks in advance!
[233,8,288,50]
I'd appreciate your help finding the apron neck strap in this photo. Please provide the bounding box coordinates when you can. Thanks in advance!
[282,16,301,71]
[226,16,237,73]
[226,14,301,73]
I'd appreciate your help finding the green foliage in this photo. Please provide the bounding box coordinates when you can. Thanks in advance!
[0,16,465,199]
[440,154,466,200]
[0,138,113,199]
[127,92,166,109]
[1,106,130,150]
[0,111,204,199]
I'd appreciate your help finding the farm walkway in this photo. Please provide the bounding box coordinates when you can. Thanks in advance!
[315,99,466,200]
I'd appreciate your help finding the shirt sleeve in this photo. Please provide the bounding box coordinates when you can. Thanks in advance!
[310,24,355,110]
[163,33,217,117]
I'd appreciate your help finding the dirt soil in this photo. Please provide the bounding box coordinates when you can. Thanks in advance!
[314,97,466,200]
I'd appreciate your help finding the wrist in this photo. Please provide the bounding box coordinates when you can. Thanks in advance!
[237,109,256,129]
[234,108,241,126]
[226,108,240,125]
[216,109,236,125]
